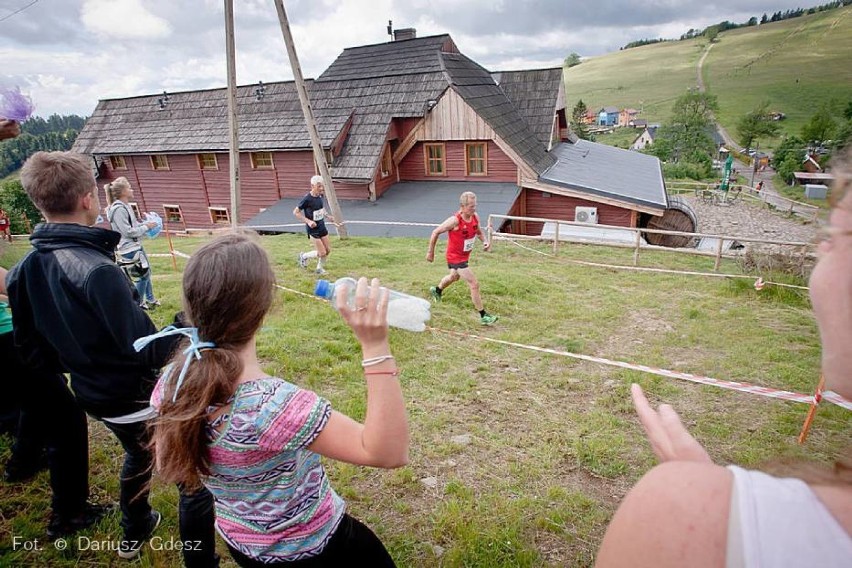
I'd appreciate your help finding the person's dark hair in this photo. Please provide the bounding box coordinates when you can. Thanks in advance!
[20,151,95,215]
[153,232,275,489]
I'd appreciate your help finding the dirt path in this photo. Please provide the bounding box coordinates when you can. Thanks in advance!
[696,41,739,149]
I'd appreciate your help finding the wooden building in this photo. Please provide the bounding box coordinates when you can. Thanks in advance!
[73,32,667,236]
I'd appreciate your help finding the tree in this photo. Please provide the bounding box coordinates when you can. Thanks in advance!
[563,53,582,68]
[646,91,718,171]
[747,16,758,26]
[760,13,768,24]
[774,136,806,184]
[671,90,718,128]
[704,25,720,43]
[736,102,781,149]
[801,105,837,145]
[0,179,42,234]
[570,99,590,140]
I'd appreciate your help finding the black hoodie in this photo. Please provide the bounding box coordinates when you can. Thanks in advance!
[6,223,179,418]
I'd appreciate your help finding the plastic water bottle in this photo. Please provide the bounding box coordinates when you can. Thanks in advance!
[314,277,431,332]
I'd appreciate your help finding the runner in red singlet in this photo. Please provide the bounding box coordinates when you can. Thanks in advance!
[426,191,498,325]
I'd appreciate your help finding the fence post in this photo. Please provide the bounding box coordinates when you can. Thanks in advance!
[553,221,560,254]
[714,238,724,272]
[633,229,641,266]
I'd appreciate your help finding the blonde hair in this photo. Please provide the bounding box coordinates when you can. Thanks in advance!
[460,191,477,206]
[20,151,95,215]
[105,177,131,203]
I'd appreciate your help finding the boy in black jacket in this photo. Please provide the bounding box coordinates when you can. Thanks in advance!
[7,152,217,566]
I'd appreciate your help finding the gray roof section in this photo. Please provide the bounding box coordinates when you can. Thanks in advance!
[540,141,668,210]
[443,54,555,174]
[317,34,455,81]
[494,68,565,146]
[72,81,353,155]
[245,180,520,237]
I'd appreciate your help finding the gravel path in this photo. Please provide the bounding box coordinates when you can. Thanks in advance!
[684,194,818,251]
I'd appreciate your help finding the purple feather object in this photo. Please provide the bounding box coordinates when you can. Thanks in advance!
[0,87,35,122]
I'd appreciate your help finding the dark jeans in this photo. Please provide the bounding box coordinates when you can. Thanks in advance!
[227,514,395,567]
[1,331,89,518]
[98,418,219,567]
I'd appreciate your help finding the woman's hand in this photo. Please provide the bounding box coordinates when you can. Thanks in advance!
[336,277,390,357]
[0,120,20,141]
[631,384,712,464]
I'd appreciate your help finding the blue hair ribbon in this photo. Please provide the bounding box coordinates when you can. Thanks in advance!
[133,326,216,402]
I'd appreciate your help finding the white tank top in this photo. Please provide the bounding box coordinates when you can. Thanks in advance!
[726,465,852,568]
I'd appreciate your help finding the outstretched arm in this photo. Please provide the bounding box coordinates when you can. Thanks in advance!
[308,278,409,468]
[0,120,20,140]
[426,215,457,262]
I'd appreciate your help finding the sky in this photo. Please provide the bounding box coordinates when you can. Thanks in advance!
[1,0,818,117]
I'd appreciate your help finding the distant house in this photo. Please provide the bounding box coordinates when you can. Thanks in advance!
[631,126,657,151]
[630,118,648,129]
[73,32,667,237]
[618,108,639,127]
[598,107,619,126]
[793,171,834,186]
[582,110,598,125]
[803,154,823,173]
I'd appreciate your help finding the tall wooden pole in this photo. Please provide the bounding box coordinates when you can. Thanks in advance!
[224,0,241,228]
[272,0,347,237]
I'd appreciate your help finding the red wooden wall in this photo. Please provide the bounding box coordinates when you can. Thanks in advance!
[507,188,634,235]
[99,151,329,227]
[397,140,517,182]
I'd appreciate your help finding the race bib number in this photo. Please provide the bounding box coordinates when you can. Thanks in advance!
[312,208,326,222]
[463,237,476,252]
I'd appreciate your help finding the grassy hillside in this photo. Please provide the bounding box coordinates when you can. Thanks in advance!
[564,6,852,149]
[705,6,852,144]
[2,233,846,567]
[563,38,705,126]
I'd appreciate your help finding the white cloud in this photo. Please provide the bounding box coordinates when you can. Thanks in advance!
[80,0,172,40]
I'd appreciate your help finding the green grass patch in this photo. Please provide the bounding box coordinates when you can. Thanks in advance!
[0,232,846,567]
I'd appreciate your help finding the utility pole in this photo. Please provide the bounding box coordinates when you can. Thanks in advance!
[272,0,347,237]
[750,141,760,188]
[224,0,240,228]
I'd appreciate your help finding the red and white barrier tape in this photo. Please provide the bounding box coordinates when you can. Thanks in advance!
[149,250,190,259]
[194,260,852,411]
[429,327,852,411]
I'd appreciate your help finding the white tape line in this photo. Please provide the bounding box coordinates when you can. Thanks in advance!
[429,327,852,411]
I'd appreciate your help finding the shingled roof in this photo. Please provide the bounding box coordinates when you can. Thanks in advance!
[317,34,457,81]
[442,54,555,174]
[74,33,559,181]
[493,68,565,147]
[72,81,354,155]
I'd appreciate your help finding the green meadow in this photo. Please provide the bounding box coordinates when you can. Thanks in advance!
[1,230,848,566]
[564,6,852,149]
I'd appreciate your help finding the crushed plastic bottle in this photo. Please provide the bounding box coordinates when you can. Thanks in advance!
[314,277,431,332]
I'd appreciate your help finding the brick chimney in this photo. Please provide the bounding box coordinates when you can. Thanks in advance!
[393,28,416,41]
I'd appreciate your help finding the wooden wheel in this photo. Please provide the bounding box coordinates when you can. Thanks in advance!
[641,197,697,247]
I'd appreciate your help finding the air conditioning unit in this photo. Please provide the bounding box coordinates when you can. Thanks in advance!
[575,206,598,224]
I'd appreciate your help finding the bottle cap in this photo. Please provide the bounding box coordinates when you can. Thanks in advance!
[314,279,332,299]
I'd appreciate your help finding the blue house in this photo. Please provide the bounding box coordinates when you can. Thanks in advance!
[598,106,619,126]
